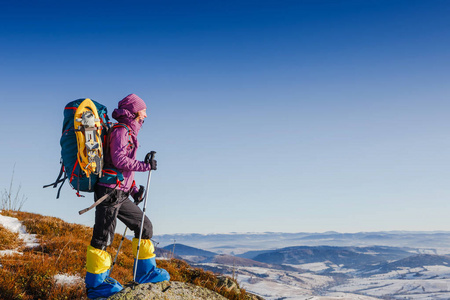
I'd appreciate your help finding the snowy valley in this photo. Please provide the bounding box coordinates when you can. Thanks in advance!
[154,232,450,299]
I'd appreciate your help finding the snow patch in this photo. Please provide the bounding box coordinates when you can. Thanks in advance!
[0,249,23,256]
[297,262,330,272]
[54,274,83,286]
[0,212,39,248]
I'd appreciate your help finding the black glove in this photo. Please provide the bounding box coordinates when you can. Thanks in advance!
[133,185,145,204]
[145,152,157,170]
[149,159,157,170]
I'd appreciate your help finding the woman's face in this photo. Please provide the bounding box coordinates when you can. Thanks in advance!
[135,109,147,122]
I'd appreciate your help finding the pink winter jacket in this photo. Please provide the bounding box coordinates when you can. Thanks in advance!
[98,94,151,196]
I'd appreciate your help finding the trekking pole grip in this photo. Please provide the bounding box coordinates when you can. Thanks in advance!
[145,151,156,164]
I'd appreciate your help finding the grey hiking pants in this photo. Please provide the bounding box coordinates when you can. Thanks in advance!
[90,184,153,250]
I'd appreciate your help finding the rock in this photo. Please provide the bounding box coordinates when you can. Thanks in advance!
[217,275,239,293]
[246,293,265,300]
[107,281,227,300]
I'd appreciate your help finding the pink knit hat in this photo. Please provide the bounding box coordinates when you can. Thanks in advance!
[118,94,147,114]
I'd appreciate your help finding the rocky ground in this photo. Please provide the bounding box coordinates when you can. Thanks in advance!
[107,281,227,300]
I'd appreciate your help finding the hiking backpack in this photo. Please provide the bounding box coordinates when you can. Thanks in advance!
[44,98,128,198]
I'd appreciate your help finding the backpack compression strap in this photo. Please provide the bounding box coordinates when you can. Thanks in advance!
[43,162,68,199]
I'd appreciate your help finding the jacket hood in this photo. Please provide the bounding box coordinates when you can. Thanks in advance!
[117,94,147,114]
[112,94,147,132]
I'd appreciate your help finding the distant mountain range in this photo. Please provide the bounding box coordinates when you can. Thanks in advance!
[167,243,414,271]
[362,253,450,274]
[246,245,412,268]
[162,243,217,258]
[166,242,450,275]
[153,231,450,255]
[153,239,450,299]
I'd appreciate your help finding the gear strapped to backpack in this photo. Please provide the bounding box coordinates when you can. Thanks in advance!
[44,98,131,206]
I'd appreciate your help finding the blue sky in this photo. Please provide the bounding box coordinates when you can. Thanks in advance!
[1,0,450,235]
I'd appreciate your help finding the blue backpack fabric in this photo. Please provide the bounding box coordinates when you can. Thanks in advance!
[44,98,124,198]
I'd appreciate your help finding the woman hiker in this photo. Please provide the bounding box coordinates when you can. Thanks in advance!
[85,94,170,299]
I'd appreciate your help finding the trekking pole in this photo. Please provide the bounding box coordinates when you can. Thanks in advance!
[133,151,156,283]
[110,227,127,275]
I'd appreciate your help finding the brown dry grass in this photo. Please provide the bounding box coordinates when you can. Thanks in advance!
[0,210,251,300]
[0,224,23,250]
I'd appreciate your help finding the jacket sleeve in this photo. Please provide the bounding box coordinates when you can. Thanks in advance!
[109,127,151,172]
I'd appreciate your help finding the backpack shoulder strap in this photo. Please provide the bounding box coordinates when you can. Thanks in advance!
[111,123,133,148]
[112,123,131,134]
